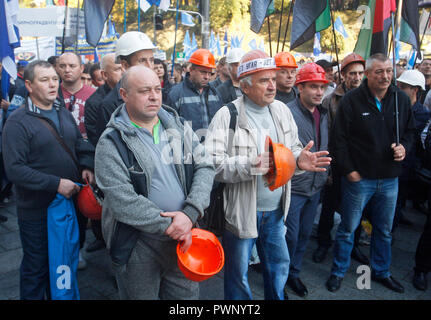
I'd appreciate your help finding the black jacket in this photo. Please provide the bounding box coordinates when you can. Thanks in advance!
[216,78,239,104]
[95,82,123,143]
[166,74,223,132]
[84,83,111,146]
[2,98,95,220]
[332,80,416,179]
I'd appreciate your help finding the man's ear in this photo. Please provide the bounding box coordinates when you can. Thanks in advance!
[25,80,33,94]
[119,87,127,102]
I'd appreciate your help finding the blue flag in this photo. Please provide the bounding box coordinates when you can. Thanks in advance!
[209,30,217,55]
[334,16,349,38]
[216,34,222,56]
[84,0,115,47]
[313,32,321,57]
[191,32,198,53]
[183,30,192,59]
[223,31,228,55]
[181,12,195,27]
[407,50,416,70]
[259,39,265,51]
[249,39,257,50]
[1,0,20,100]
[107,17,119,38]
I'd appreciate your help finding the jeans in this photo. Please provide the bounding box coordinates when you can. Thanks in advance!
[331,177,398,278]
[223,208,290,300]
[285,192,321,278]
[18,217,51,300]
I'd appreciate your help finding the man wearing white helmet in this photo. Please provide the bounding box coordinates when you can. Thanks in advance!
[394,70,431,234]
[216,48,245,104]
[95,31,156,143]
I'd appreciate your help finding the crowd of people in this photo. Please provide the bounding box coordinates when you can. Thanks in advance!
[0,30,431,300]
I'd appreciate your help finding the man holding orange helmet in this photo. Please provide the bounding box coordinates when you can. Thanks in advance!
[274,51,299,105]
[167,48,223,135]
[205,50,331,300]
[283,62,330,298]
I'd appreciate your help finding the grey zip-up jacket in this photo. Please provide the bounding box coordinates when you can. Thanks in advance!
[204,96,304,239]
[95,104,214,249]
[286,97,329,197]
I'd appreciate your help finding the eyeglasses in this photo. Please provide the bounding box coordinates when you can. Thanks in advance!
[69,94,76,112]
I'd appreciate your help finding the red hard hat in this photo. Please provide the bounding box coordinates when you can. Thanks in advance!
[274,51,298,68]
[77,183,103,220]
[176,228,225,282]
[237,49,279,79]
[295,62,329,85]
[189,49,216,69]
[341,53,365,72]
[264,136,296,191]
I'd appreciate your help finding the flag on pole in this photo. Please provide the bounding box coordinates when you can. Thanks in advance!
[181,12,195,27]
[354,0,397,60]
[248,38,257,50]
[259,39,265,52]
[334,16,349,38]
[223,31,228,55]
[250,0,273,33]
[313,32,321,57]
[407,50,416,69]
[290,0,331,50]
[209,30,217,55]
[1,0,20,100]
[137,0,170,12]
[183,29,192,59]
[84,0,115,47]
[399,0,421,59]
[216,34,222,56]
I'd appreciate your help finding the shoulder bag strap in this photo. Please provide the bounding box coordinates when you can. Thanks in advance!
[37,117,80,170]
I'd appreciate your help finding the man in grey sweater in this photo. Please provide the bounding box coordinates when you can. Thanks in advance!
[95,66,214,300]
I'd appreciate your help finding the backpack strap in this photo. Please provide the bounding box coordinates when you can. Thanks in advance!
[226,102,238,152]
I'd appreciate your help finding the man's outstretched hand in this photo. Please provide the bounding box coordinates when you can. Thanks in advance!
[297,141,332,172]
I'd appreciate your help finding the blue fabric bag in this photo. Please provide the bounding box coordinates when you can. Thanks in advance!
[47,193,80,300]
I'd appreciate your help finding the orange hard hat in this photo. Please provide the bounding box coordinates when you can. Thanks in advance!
[340,53,365,73]
[237,49,279,79]
[274,51,298,68]
[295,62,329,85]
[188,49,216,69]
[176,228,225,282]
[76,183,103,220]
[264,136,296,191]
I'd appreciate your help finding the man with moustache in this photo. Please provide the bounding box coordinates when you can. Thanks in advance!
[313,53,369,265]
[326,53,416,294]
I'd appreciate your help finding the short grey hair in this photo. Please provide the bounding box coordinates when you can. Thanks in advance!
[239,75,252,87]
[24,60,55,82]
[100,53,116,71]
[365,53,390,71]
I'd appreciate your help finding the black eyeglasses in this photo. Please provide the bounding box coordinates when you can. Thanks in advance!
[69,95,76,112]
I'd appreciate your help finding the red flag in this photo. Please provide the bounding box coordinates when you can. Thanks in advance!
[370,0,396,56]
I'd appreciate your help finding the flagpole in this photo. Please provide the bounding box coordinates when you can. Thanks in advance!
[61,0,69,54]
[124,0,127,33]
[138,0,141,32]
[75,0,80,54]
[414,10,431,67]
[391,11,400,145]
[171,0,180,78]
[281,0,294,52]
[276,0,285,53]
[329,0,340,84]
[267,16,272,56]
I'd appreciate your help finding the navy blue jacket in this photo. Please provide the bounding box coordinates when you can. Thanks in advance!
[166,74,223,133]
[2,98,95,220]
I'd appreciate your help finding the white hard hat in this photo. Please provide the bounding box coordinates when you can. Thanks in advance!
[115,31,157,60]
[397,69,426,90]
[226,48,246,64]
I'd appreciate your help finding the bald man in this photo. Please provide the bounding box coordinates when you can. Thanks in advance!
[85,54,123,147]
[57,52,96,139]
[95,66,214,300]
